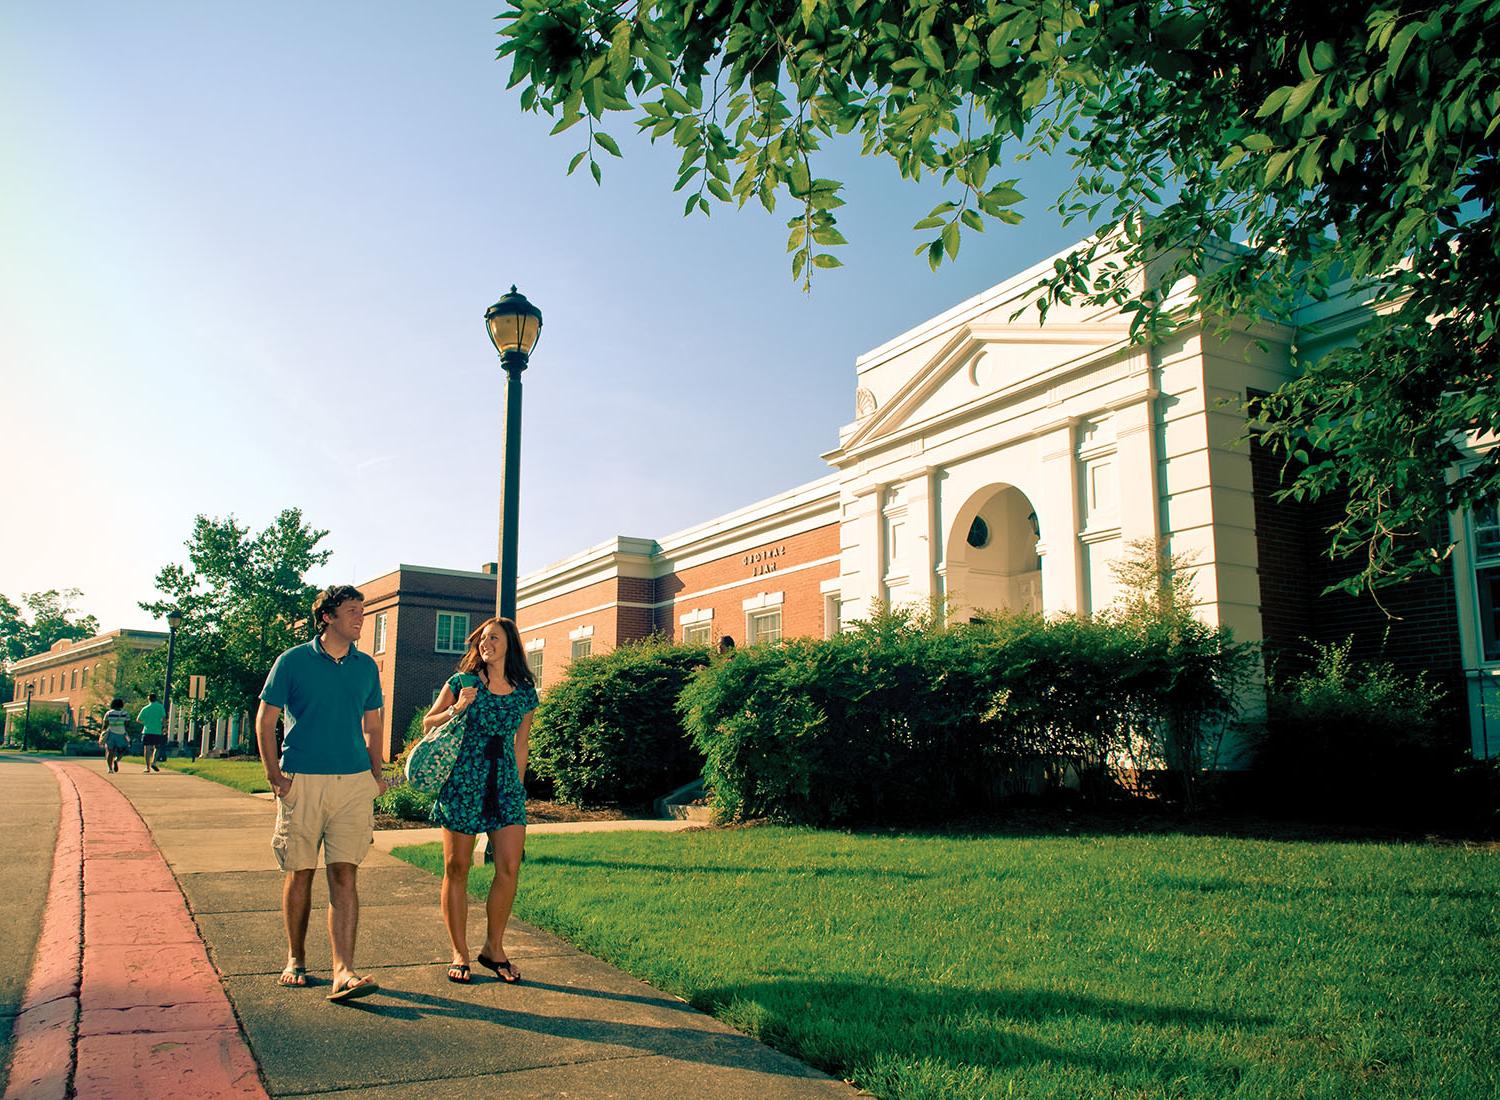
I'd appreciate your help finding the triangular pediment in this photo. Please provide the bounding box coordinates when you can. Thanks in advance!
[841,321,1134,453]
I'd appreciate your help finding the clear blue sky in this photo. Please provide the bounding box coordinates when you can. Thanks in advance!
[0,2,1082,633]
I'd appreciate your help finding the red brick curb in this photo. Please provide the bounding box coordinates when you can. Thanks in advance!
[3,763,82,1100]
[4,764,268,1099]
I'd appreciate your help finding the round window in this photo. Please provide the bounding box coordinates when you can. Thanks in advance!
[966,516,990,549]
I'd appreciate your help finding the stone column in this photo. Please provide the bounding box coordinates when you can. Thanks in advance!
[1037,421,1083,615]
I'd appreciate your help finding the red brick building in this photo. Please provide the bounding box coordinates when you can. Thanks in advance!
[4,629,167,738]
[351,564,500,759]
[512,476,841,692]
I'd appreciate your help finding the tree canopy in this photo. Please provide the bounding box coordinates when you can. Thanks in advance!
[139,509,331,714]
[497,0,1499,592]
[0,589,100,666]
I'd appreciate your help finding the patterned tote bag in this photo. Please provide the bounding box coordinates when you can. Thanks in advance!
[404,709,468,795]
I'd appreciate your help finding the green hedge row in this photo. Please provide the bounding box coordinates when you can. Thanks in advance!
[529,638,712,805]
[677,609,1254,825]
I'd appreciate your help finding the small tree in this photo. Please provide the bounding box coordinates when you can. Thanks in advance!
[1103,540,1257,809]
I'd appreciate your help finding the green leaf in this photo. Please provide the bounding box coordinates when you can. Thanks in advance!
[941,220,960,260]
[1282,77,1322,121]
[591,160,602,185]
[1312,41,1335,71]
[1241,132,1275,151]
[567,150,587,175]
[1256,86,1292,119]
[927,239,944,271]
[594,132,622,157]
[812,253,843,268]
[1387,21,1420,76]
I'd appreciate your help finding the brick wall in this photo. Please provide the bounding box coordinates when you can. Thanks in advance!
[1249,431,1465,709]
[654,524,840,642]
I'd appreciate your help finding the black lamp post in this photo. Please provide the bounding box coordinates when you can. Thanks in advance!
[163,610,182,741]
[22,682,34,752]
[485,286,543,621]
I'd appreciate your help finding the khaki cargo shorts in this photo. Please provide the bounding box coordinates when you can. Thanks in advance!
[272,771,378,871]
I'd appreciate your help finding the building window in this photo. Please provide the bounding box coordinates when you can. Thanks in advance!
[748,609,782,646]
[527,648,544,681]
[571,638,592,660]
[81,666,88,686]
[435,612,470,653]
[373,611,388,655]
[683,622,712,645]
[824,594,842,639]
[1471,501,1500,662]
[70,669,78,689]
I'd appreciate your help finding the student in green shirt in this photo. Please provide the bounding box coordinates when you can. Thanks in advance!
[137,693,167,773]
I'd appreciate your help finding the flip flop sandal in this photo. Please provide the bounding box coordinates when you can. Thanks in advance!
[477,952,521,984]
[278,966,308,987]
[327,976,379,1003]
[447,963,472,984]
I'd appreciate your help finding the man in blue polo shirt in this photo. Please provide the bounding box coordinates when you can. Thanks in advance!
[256,584,389,1003]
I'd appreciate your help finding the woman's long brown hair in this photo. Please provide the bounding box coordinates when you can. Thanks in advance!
[456,616,534,689]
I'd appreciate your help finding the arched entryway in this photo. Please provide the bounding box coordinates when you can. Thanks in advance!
[944,484,1043,618]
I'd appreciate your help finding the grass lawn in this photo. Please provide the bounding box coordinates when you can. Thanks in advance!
[394,827,1498,1100]
[120,754,270,793]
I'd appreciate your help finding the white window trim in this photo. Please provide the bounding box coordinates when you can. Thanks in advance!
[568,624,594,641]
[434,611,470,654]
[679,607,713,626]
[745,607,783,645]
[741,591,784,612]
[682,621,713,644]
[373,611,387,655]
[524,637,545,652]
[823,591,843,640]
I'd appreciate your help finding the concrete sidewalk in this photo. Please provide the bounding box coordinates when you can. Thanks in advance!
[87,761,861,1097]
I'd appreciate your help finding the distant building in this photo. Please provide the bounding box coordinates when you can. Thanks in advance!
[4,629,167,738]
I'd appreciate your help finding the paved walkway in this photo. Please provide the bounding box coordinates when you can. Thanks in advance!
[3,757,861,1098]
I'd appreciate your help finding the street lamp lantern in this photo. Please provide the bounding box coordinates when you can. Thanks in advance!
[485,286,543,621]
[167,610,183,631]
[485,286,543,368]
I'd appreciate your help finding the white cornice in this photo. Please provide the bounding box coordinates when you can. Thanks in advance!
[11,630,166,672]
[830,325,1145,463]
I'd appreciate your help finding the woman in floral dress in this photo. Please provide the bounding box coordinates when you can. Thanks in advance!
[421,616,538,984]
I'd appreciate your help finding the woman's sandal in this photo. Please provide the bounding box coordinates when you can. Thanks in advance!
[447,962,472,984]
[278,965,308,988]
[477,952,521,984]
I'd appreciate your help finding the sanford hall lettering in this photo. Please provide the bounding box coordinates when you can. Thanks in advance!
[744,543,788,577]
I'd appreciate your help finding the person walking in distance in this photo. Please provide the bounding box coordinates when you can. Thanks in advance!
[137,692,167,773]
[421,617,537,985]
[255,584,389,1002]
[100,698,130,773]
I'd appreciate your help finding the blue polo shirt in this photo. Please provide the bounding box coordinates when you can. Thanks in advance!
[260,636,383,775]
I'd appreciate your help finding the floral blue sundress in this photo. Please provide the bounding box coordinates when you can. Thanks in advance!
[429,672,538,835]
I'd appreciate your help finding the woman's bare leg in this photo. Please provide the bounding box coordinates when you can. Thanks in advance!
[481,825,526,963]
[441,830,477,968]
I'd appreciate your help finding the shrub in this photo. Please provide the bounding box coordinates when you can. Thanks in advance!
[16,708,70,751]
[1256,638,1464,820]
[376,782,434,822]
[679,586,1255,826]
[531,638,712,805]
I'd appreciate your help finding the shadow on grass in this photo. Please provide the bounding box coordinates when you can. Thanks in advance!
[857,807,1495,846]
[689,977,1268,1090]
[524,854,932,881]
[1148,873,1494,902]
